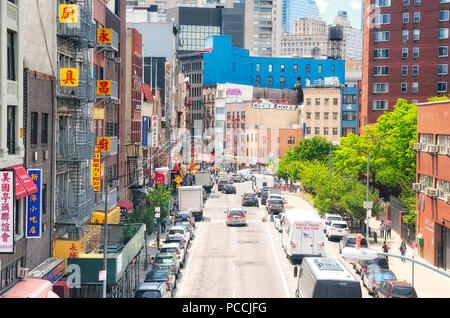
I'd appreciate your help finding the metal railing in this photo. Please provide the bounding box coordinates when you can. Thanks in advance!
[57,130,96,161]
[56,63,96,103]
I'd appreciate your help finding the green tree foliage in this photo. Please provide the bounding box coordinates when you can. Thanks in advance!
[291,136,335,163]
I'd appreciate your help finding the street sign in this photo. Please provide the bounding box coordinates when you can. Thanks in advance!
[155,207,160,212]
[175,176,183,184]
[363,201,373,209]
[366,209,372,218]
[99,270,106,281]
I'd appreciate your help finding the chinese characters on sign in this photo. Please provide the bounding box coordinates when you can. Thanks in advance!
[59,4,78,23]
[96,137,111,153]
[60,68,79,87]
[92,145,101,192]
[142,116,149,147]
[96,80,111,96]
[155,172,165,185]
[97,28,112,44]
[0,171,14,253]
[151,115,158,148]
[26,169,42,239]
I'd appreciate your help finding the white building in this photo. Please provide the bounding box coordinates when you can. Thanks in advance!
[333,11,362,62]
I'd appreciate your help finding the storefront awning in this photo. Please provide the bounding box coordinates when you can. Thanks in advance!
[11,165,38,200]
[117,201,134,212]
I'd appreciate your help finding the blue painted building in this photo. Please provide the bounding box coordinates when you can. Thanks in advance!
[340,86,359,137]
[202,36,345,91]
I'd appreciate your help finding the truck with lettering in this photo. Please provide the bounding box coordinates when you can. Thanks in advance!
[281,209,325,261]
[178,185,204,221]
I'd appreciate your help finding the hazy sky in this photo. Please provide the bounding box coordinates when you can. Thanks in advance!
[316,0,363,30]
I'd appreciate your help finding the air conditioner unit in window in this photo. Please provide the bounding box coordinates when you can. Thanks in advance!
[427,144,439,153]
[33,152,38,162]
[426,187,439,197]
[413,143,422,151]
[412,183,421,191]
[115,57,121,64]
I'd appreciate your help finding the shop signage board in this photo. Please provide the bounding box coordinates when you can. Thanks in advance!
[252,99,297,110]
[142,116,149,147]
[59,4,78,23]
[60,68,79,87]
[0,171,15,253]
[151,115,158,148]
[96,80,111,96]
[26,169,42,238]
[97,137,111,152]
[92,145,102,192]
[97,28,112,44]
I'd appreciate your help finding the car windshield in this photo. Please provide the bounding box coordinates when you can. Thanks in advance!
[170,229,184,235]
[135,290,161,298]
[155,256,174,264]
[332,223,347,229]
[229,210,244,216]
[392,286,416,296]
[374,272,395,281]
[328,216,342,221]
[146,271,168,281]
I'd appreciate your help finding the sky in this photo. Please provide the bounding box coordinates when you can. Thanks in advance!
[316,0,363,30]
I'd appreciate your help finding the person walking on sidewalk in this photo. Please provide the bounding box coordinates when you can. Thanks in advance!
[400,241,407,262]
[382,241,390,261]
[386,220,392,238]
[379,220,386,238]
[161,216,166,233]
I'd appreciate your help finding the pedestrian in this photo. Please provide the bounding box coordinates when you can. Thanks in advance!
[400,241,407,262]
[379,220,386,238]
[382,241,390,261]
[161,216,166,233]
[386,220,392,238]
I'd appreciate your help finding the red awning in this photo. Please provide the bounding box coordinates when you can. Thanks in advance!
[142,83,153,101]
[11,165,38,200]
[117,201,134,212]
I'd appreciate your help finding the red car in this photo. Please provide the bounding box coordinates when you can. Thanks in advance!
[375,280,418,298]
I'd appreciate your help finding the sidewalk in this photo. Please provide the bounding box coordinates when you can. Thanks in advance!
[283,191,450,298]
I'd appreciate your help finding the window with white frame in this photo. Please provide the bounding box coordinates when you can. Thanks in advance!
[412,82,418,94]
[413,47,419,58]
[414,12,420,23]
[403,0,410,5]
[402,47,408,58]
[373,66,389,76]
[412,64,419,76]
[401,82,408,94]
[437,135,450,154]
[413,30,420,41]
[439,46,448,57]
[401,65,408,76]
[372,100,388,111]
[374,48,389,59]
[437,82,448,92]
[373,83,389,93]
[375,14,391,25]
[418,174,433,192]
[374,31,390,42]
[438,64,448,75]
[419,133,433,146]
[402,30,409,41]
[437,179,450,200]
[439,28,449,39]
[414,0,420,4]
[440,10,449,21]
[403,13,409,23]
[375,0,391,7]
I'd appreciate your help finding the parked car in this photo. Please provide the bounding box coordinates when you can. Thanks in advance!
[217,179,229,191]
[159,243,185,267]
[375,280,418,298]
[134,282,172,298]
[362,269,396,296]
[144,269,176,293]
[326,221,350,240]
[222,184,236,194]
[260,188,270,205]
[241,193,259,207]
[232,175,243,183]
[274,212,285,232]
[323,213,343,233]
[354,256,389,277]
[164,235,187,252]
[174,211,195,229]
[151,253,180,278]
[174,220,195,239]
[267,198,284,215]
[339,234,369,254]
[168,226,191,245]
[225,208,248,226]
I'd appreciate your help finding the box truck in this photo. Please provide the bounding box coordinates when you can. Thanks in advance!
[195,171,213,193]
[281,209,325,260]
[178,185,204,221]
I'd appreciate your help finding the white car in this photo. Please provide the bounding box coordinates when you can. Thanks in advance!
[159,243,186,268]
[322,214,343,233]
[326,221,350,240]
[168,226,191,245]
[274,213,285,232]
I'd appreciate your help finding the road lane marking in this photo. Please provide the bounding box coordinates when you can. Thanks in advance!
[177,221,203,298]
[266,224,291,298]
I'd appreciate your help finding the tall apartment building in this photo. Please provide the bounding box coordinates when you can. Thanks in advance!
[279,18,328,57]
[245,0,275,57]
[361,0,450,127]
[281,0,320,34]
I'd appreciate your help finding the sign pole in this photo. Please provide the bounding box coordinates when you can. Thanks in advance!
[102,177,109,298]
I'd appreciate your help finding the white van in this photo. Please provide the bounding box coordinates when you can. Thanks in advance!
[281,209,325,260]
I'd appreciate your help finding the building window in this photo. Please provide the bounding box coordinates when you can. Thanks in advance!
[333,112,338,120]
[41,113,48,144]
[256,75,260,86]
[372,100,389,111]
[373,66,389,76]
[438,64,448,75]
[343,94,357,104]
[315,127,320,135]
[342,111,357,121]
[315,98,320,105]
[268,64,273,72]
[256,63,260,72]
[324,98,329,105]
[375,0,391,7]
[306,64,310,74]
[375,14,391,25]
[373,83,389,93]
[402,30,408,41]
[7,31,16,81]
[402,13,409,24]
[318,64,323,73]
[439,28,449,40]
[7,106,16,154]
[374,31,390,42]
[401,82,408,94]
[437,82,448,93]
[306,112,311,119]
[402,48,408,58]
[306,127,311,135]
[412,82,419,94]
[280,76,285,87]
[333,98,339,105]
[413,12,420,23]
[403,0,410,6]
[413,30,420,41]
[281,64,285,73]
[413,47,419,58]
[439,46,448,57]
[440,10,449,21]
[332,128,338,135]
[293,64,298,73]
[306,98,311,105]
[324,112,329,119]
[268,76,273,86]
[30,112,39,145]
[287,137,295,144]
[315,112,320,119]
[401,65,408,76]
[323,127,329,135]
[374,48,390,59]
[412,65,419,76]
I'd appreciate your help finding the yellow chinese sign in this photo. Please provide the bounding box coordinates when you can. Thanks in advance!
[96,80,111,96]
[97,28,112,44]
[92,145,101,192]
[59,4,78,23]
[97,137,111,152]
[60,68,79,87]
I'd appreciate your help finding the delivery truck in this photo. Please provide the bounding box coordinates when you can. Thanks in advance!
[195,171,213,193]
[281,209,325,261]
[178,185,204,221]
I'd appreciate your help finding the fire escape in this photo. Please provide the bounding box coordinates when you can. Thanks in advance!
[55,0,96,231]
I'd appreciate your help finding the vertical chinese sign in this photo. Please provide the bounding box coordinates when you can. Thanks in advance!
[92,145,101,192]
[0,171,14,253]
[142,116,149,147]
[151,115,159,148]
[26,169,42,239]
[59,4,78,23]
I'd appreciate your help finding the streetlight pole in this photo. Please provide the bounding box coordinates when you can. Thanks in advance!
[366,150,370,239]
[329,141,332,180]
[102,177,109,298]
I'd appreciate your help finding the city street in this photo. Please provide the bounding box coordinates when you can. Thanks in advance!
[173,180,372,298]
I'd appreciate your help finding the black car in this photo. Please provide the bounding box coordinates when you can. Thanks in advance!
[354,257,389,278]
[261,188,270,205]
[241,193,259,207]
[222,184,236,194]
[144,269,176,293]
[217,179,229,191]
[362,269,396,296]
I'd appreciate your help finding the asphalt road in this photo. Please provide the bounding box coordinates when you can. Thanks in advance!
[174,180,371,298]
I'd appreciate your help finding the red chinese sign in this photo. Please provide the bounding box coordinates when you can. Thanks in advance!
[155,172,165,185]
[0,171,14,253]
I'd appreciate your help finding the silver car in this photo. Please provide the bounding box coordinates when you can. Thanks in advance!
[152,253,180,278]
[225,208,248,226]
